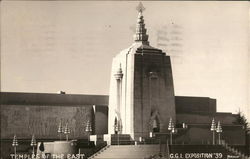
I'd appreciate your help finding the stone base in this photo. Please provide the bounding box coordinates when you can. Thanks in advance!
[90,134,105,145]
[90,133,166,145]
[90,134,134,145]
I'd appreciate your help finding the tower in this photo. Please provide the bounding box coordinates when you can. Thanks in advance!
[108,3,176,140]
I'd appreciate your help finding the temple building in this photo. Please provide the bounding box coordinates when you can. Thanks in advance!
[0,2,248,159]
[108,4,176,139]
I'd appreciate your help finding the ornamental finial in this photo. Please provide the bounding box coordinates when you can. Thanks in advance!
[134,2,149,45]
[136,2,145,13]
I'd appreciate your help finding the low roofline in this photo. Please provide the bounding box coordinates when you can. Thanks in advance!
[0,92,109,106]
[175,95,216,100]
[0,91,108,96]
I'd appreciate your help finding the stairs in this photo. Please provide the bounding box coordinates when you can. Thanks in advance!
[88,144,248,159]
[88,144,161,159]
[111,134,134,145]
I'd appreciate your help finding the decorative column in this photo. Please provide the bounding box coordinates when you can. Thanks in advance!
[210,118,216,145]
[58,119,63,140]
[168,118,174,145]
[172,127,178,145]
[216,121,222,145]
[114,64,123,134]
[64,123,70,141]
[12,135,18,159]
[30,134,37,156]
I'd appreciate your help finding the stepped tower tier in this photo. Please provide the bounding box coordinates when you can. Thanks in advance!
[108,2,176,140]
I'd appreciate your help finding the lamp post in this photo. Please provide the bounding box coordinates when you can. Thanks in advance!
[118,121,122,145]
[216,121,222,145]
[117,121,123,145]
[172,127,178,144]
[114,117,122,145]
[12,135,18,159]
[182,123,188,129]
[85,120,92,145]
[139,136,144,145]
[168,118,174,145]
[58,119,63,140]
[149,132,153,138]
[64,123,70,141]
[210,118,216,145]
[114,117,118,134]
[30,134,37,156]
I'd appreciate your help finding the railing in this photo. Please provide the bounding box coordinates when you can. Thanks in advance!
[160,139,170,159]
[142,137,170,159]
[221,141,250,159]
[87,142,108,159]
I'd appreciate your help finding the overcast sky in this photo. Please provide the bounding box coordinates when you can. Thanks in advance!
[1,1,249,117]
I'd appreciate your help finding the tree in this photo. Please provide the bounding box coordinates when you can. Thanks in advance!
[233,109,250,156]
[234,110,249,129]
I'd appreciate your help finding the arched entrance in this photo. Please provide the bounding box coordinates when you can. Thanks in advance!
[149,110,161,133]
[152,116,160,133]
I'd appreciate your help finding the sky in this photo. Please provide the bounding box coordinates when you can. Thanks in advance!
[1,1,249,117]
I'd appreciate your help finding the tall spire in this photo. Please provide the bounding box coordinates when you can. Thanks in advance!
[134,2,149,45]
